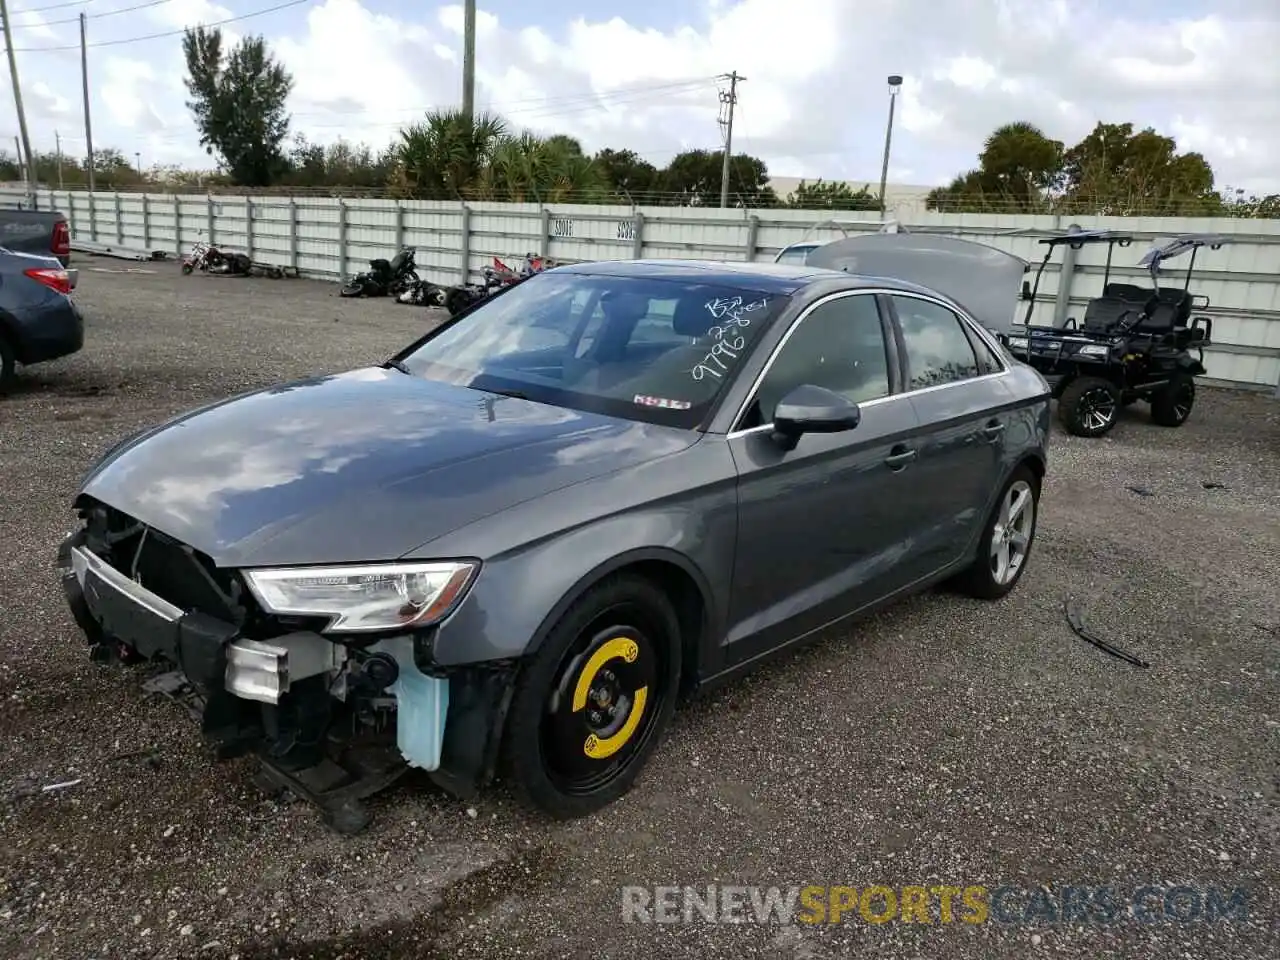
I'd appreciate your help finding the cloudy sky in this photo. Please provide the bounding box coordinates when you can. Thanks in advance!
[3,0,1278,194]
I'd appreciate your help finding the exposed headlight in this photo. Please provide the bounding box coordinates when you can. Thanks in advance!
[1076,343,1110,357]
[1007,336,1029,350]
[242,561,479,634]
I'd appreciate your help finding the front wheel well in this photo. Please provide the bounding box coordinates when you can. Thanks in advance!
[614,559,707,698]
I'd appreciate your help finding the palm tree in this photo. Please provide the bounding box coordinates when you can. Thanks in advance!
[480,132,609,204]
[396,108,507,200]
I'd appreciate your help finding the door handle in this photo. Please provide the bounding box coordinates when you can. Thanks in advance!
[884,446,917,470]
[980,420,1006,441]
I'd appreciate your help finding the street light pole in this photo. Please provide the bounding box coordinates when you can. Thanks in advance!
[877,74,903,220]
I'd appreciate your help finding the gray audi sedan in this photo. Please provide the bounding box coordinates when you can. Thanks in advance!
[58,248,1050,830]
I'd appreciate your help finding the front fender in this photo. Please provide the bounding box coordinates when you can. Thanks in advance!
[1178,354,1208,375]
[427,509,736,669]
[419,439,740,670]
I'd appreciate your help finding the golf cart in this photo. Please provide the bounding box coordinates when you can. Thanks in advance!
[1001,230,1226,437]
[773,218,908,264]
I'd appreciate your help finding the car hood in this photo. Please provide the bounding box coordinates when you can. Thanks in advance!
[78,367,697,567]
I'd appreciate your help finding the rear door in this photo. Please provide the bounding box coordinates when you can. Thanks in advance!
[885,294,1013,571]
[724,290,929,667]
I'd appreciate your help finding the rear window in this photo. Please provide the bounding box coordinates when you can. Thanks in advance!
[401,271,788,428]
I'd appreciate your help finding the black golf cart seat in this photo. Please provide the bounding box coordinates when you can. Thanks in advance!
[1102,282,1154,302]
[1080,292,1154,333]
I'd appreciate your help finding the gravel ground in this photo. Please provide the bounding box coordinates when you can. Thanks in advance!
[1,261,1277,960]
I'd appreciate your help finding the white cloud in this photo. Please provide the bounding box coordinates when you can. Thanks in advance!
[1,0,1276,196]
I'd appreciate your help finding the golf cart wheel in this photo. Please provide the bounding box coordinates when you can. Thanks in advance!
[1058,376,1121,438]
[1150,373,1195,428]
[0,334,16,395]
[955,465,1040,600]
[338,281,363,298]
[501,574,681,819]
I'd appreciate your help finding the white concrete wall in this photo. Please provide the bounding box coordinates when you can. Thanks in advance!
[10,187,1278,391]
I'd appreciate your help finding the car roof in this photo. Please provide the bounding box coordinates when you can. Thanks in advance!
[552,257,943,297]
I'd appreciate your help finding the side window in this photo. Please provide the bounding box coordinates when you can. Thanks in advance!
[891,297,981,390]
[748,294,890,425]
[966,327,1004,375]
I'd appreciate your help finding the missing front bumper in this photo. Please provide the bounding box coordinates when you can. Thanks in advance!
[58,533,509,831]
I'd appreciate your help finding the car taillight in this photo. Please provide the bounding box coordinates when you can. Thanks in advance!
[51,220,70,257]
[25,267,72,295]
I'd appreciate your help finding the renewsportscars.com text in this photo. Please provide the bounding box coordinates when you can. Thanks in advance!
[621,884,1251,925]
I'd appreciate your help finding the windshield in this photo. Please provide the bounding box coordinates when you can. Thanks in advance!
[399,270,788,428]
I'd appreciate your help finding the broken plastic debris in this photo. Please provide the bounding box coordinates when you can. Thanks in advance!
[1064,598,1150,669]
[41,779,82,793]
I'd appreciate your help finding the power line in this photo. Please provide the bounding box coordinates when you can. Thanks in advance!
[286,76,719,123]
[9,0,312,51]
[10,0,99,13]
[7,0,173,29]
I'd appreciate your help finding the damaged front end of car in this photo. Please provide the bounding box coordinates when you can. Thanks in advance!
[56,498,517,834]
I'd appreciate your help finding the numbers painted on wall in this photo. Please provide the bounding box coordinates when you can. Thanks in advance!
[550,218,574,238]
[617,219,638,241]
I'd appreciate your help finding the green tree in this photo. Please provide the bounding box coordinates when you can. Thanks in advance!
[0,150,19,180]
[478,132,608,203]
[283,135,393,189]
[659,149,778,207]
[592,148,661,201]
[927,122,1064,213]
[183,26,294,186]
[786,178,881,211]
[1059,121,1217,215]
[395,108,507,199]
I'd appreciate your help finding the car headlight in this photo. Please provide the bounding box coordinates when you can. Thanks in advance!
[1076,344,1110,357]
[1007,336,1029,350]
[242,561,479,634]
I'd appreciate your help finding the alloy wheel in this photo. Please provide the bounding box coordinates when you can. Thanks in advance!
[1172,381,1195,422]
[1078,387,1117,433]
[990,480,1035,586]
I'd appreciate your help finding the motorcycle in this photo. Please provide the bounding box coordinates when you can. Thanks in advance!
[443,254,550,316]
[339,246,420,298]
[395,277,450,308]
[182,240,252,276]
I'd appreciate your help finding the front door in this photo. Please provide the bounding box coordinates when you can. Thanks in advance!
[724,291,926,668]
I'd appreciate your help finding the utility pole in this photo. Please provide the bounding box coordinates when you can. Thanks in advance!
[55,131,64,188]
[1,0,39,204]
[717,72,744,209]
[461,0,476,124]
[80,12,96,191]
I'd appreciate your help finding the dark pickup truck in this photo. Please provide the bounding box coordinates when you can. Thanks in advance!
[0,206,72,267]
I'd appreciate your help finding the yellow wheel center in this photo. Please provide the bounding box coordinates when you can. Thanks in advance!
[572,637,648,760]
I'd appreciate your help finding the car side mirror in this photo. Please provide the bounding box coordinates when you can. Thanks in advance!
[771,385,861,451]
[1020,281,1032,301]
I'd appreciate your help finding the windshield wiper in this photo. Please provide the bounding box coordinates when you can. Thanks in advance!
[382,359,411,374]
